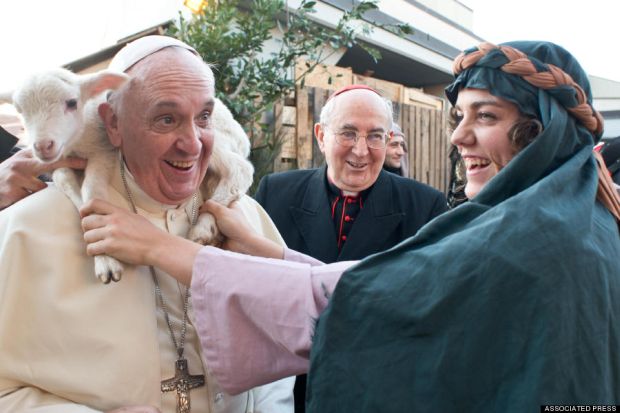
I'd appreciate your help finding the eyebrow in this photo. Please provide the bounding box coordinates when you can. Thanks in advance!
[339,123,387,132]
[153,99,215,110]
[455,99,505,111]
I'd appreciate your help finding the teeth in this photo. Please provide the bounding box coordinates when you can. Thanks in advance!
[168,160,194,169]
[347,161,366,168]
[463,157,490,169]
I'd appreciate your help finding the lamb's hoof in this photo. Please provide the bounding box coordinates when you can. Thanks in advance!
[189,218,218,246]
[95,255,124,284]
[98,272,112,284]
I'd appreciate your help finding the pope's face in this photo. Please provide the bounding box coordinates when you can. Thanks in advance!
[110,48,215,205]
[315,90,390,193]
[450,88,521,199]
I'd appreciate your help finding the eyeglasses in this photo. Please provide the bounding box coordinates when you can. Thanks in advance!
[331,130,388,149]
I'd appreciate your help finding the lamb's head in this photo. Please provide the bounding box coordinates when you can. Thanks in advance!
[0,68,128,162]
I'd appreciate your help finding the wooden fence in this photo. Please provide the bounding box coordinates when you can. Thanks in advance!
[273,85,451,194]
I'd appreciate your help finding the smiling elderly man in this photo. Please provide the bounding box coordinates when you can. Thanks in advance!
[254,84,447,412]
[0,36,292,413]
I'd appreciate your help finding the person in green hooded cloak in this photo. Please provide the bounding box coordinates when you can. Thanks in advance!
[81,40,620,411]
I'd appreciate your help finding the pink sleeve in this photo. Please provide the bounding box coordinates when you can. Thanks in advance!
[190,246,356,395]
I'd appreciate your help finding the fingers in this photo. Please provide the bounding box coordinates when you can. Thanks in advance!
[200,199,239,215]
[83,228,109,256]
[199,199,223,214]
[81,212,108,232]
[7,149,87,176]
[47,156,88,172]
[79,198,117,218]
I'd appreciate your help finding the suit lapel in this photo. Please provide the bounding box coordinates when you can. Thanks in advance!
[290,166,340,263]
[339,171,404,260]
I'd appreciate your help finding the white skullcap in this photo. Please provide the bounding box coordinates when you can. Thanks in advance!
[108,35,199,72]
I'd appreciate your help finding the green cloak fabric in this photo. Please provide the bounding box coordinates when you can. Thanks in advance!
[307,41,620,412]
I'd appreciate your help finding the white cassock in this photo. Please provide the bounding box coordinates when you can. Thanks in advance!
[0,156,294,413]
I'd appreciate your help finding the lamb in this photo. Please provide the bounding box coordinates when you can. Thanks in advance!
[0,68,254,283]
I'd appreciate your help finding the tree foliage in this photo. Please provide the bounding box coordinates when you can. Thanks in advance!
[169,0,411,191]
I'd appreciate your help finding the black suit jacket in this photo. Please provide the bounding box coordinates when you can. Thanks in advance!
[255,166,448,264]
[0,126,19,163]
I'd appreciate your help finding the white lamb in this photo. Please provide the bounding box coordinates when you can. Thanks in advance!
[0,68,254,283]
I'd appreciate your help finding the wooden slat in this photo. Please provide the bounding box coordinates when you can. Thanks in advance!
[296,86,313,170]
[415,106,422,182]
[421,108,431,185]
[312,88,329,168]
[353,74,402,103]
[442,110,449,193]
[296,59,353,91]
[282,106,296,126]
[278,125,297,159]
[429,107,436,188]
[402,87,444,110]
[439,110,447,192]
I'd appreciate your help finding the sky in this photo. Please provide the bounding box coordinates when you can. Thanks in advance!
[462,0,620,82]
[1,0,619,95]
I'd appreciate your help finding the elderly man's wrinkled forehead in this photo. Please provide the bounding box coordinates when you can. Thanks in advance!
[321,89,393,128]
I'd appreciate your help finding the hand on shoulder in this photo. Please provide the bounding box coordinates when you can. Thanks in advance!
[201,199,284,259]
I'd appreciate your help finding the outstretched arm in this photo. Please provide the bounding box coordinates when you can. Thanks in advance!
[80,199,201,285]
[80,198,286,285]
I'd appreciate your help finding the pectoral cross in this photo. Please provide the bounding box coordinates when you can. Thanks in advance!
[161,358,205,413]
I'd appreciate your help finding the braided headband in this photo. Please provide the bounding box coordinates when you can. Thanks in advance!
[452,42,604,137]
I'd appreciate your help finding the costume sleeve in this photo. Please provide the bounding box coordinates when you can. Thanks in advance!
[0,387,100,412]
[190,246,356,395]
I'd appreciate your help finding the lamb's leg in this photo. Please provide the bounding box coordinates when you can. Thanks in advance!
[189,149,254,246]
[81,155,124,284]
[52,167,84,208]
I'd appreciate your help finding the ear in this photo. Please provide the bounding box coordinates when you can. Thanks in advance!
[314,123,326,153]
[80,70,129,100]
[0,90,13,105]
[98,102,121,148]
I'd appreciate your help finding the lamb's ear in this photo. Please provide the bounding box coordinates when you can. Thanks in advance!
[0,90,13,105]
[79,70,129,100]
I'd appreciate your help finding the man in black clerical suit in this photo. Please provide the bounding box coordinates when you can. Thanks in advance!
[254,85,447,412]
[0,126,18,163]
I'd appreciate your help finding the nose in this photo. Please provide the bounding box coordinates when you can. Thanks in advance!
[351,136,370,156]
[176,123,202,154]
[33,139,57,161]
[450,120,473,148]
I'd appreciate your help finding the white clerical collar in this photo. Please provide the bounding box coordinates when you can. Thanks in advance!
[111,153,199,216]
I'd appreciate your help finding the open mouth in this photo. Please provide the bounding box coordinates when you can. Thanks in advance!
[463,157,491,172]
[346,160,367,169]
[165,160,195,171]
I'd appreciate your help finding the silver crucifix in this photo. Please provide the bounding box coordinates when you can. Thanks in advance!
[161,358,205,413]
